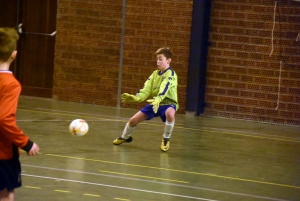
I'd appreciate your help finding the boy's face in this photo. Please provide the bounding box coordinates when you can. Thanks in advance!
[156,54,171,71]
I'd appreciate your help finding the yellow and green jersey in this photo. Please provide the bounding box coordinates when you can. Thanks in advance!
[135,67,179,110]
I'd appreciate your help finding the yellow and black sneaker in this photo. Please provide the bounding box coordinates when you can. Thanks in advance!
[113,136,133,145]
[161,138,170,152]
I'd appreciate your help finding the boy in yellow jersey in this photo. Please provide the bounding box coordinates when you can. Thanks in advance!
[113,47,178,152]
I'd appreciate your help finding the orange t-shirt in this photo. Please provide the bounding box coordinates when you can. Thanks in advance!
[0,71,33,160]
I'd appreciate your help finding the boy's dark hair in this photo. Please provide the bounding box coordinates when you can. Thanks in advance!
[155,47,173,59]
[0,28,19,62]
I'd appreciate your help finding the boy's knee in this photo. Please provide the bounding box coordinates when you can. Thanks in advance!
[128,120,136,127]
[166,108,175,115]
[165,111,175,122]
[128,117,139,127]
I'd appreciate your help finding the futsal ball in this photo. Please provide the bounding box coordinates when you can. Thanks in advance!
[69,119,89,136]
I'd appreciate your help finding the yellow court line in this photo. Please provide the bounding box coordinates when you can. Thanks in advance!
[54,190,70,193]
[114,198,131,201]
[25,186,41,189]
[18,108,300,143]
[45,153,300,190]
[98,170,188,184]
[84,194,100,197]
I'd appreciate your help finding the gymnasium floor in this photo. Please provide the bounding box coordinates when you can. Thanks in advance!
[15,96,300,201]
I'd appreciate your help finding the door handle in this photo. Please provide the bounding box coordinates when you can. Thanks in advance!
[17,24,56,36]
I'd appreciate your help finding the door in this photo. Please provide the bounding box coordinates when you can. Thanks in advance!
[0,0,57,98]
[17,0,57,97]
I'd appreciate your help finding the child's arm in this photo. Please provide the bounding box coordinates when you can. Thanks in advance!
[0,82,34,153]
[121,72,154,103]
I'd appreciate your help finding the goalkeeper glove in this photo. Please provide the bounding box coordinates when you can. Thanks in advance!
[121,93,140,103]
[147,98,161,113]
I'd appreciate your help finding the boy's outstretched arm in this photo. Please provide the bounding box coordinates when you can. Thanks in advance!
[121,73,154,103]
[121,93,141,102]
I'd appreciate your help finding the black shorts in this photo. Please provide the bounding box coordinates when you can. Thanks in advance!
[0,157,22,191]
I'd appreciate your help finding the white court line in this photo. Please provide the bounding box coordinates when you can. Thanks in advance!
[200,127,300,141]
[22,174,218,201]
[22,164,290,201]
[20,107,129,121]
[22,164,187,184]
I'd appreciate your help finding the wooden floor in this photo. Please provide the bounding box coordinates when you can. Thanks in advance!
[15,96,300,201]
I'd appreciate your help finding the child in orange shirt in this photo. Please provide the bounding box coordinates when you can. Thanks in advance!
[0,28,39,201]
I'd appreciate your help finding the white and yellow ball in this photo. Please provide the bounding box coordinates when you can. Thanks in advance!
[69,119,89,136]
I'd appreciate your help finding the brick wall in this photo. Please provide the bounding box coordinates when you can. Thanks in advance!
[206,0,300,125]
[54,0,299,125]
[53,0,123,106]
[53,0,192,114]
